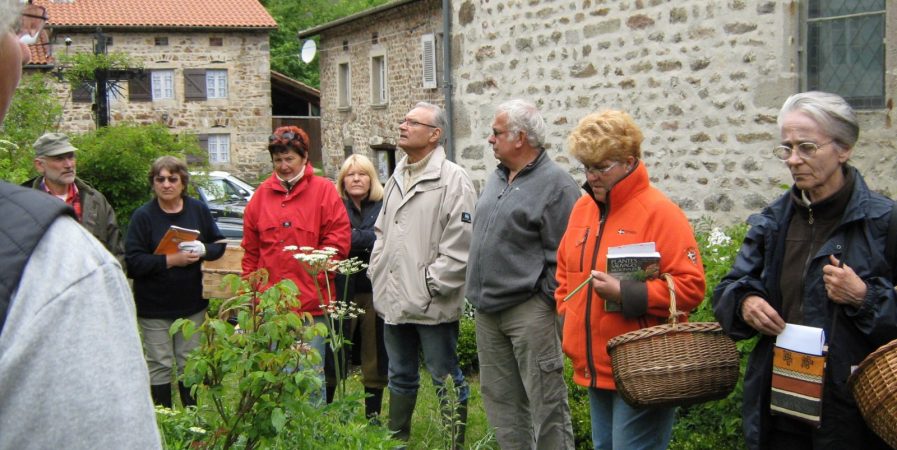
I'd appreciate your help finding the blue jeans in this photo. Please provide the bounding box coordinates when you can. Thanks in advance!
[588,388,675,450]
[383,321,469,402]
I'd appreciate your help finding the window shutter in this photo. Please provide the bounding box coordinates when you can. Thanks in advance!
[129,72,151,101]
[184,69,207,101]
[421,34,437,89]
[72,82,93,103]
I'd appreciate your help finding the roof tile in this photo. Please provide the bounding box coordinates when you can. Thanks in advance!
[36,0,277,29]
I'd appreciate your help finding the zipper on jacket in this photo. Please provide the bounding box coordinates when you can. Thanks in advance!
[583,203,608,388]
[578,226,591,272]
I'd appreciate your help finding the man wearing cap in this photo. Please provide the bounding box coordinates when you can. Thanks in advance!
[23,132,124,263]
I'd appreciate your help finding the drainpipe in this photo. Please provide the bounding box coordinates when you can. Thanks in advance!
[442,0,454,161]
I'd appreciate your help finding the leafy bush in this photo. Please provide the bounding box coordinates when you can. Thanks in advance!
[163,271,398,449]
[72,123,207,228]
[0,73,63,182]
[457,301,478,375]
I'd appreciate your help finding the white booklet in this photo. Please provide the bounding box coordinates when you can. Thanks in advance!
[775,323,826,356]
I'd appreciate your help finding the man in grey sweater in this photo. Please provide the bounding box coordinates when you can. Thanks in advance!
[466,99,579,449]
[0,2,161,448]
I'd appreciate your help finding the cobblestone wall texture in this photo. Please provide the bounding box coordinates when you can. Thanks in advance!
[452,0,897,224]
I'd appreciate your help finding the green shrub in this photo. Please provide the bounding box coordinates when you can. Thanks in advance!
[0,73,63,183]
[72,123,207,228]
[457,301,479,375]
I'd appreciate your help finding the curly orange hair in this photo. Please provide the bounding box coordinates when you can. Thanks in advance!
[268,125,311,158]
[567,110,643,166]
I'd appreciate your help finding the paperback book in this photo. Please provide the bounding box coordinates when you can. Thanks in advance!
[605,242,661,312]
[153,225,200,255]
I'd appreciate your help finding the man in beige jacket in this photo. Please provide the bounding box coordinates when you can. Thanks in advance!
[369,102,477,447]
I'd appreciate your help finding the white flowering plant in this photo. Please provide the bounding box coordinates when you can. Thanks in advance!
[287,246,367,401]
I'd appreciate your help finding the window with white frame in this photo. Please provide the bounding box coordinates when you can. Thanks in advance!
[151,70,174,100]
[804,0,885,109]
[371,55,387,105]
[338,62,351,108]
[207,134,230,164]
[206,70,228,99]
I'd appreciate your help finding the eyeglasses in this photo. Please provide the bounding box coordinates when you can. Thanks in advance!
[154,176,181,184]
[583,161,619,176]
[491,129,510,138]
[398,119,437,129]
[269,131,306,145]
[16,4,48,46]
[772,140,834,161]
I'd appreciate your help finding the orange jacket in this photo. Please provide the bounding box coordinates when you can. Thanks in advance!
[555,162,705,389]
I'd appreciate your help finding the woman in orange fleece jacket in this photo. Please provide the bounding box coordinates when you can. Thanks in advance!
[555,110,705,450]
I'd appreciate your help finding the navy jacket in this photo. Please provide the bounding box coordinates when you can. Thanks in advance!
[713,166,897,449]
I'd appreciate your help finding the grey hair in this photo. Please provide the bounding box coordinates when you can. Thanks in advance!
[1,0,22,32]
[777,91,859,149]
[496,99,545,148]
[414,101,447,145]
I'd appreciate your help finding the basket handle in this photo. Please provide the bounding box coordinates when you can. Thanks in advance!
[661,273,685,327]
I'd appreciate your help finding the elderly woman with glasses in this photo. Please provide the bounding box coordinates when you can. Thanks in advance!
[126,156,227,408]
[555,110,706,450]
[713,91,897,450]
[241,125,351,399]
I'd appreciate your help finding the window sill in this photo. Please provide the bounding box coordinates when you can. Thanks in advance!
[370,103,388,110]
[338,106,352,112]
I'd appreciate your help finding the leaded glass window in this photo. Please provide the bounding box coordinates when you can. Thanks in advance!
[805,0,885,109]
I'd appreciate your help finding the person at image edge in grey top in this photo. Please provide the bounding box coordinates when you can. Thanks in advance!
[0,1,161,448]
[466,99,579,450]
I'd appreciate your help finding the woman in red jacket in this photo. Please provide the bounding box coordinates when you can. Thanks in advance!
[241,125,351,402]
[555,110,705,450]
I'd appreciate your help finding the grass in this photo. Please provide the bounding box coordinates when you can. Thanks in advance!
[338,369,498,450]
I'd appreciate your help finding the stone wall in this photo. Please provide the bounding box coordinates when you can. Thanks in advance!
[317,0,445,182]
[37,30,272,178]
[452,0,897,224]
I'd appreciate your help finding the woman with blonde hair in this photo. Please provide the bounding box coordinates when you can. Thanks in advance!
[325,154,387,417]
[555,110,706,449]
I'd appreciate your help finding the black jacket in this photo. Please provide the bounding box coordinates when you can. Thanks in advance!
[713,166,897,449]
[336,197,381,300]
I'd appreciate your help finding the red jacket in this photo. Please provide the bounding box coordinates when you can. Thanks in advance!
[241,164,351,315]
[555,162,705,389]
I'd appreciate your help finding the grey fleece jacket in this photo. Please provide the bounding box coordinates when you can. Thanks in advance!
[466,150,581,313]
[0,217,161,449]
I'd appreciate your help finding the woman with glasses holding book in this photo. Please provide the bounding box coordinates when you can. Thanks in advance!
[713,91,896,449]
[555,110,706,450]
[125,155,226,408]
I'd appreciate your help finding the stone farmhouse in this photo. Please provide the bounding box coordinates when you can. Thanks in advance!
[301,0,895,224]
[26,0,291,178]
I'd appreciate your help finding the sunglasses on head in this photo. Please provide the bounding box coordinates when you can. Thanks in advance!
[268,131,305,145]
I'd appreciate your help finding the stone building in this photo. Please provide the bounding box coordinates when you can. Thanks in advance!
[28,0,278,177]
[298,0,447,184]
[307,0,895,224]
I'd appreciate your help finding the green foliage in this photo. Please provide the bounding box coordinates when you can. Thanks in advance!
[564,359,593,450]
[163,271,398,449]
[262,0,391,86]
[71,123,207,228]
[457,302,479,375]
[0,73,63,182]
[55,51,141,88]
[669,220,754,450]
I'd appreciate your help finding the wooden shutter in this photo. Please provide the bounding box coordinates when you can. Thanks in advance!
[72,82,92,103]
[129,72,151,101]
[421,33,437,89]
[184,69,207,101]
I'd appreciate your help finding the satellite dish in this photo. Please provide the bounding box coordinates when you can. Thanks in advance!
[300,40,317,64]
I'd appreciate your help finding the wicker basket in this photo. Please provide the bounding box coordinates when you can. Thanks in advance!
[848,338,897,448]
[201,244,244,299]
[606,274,739,408]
